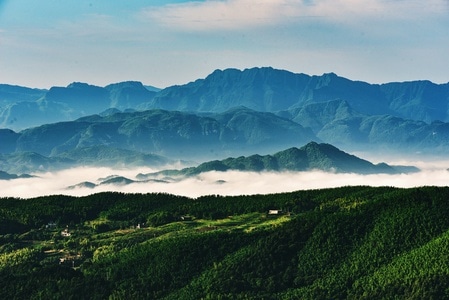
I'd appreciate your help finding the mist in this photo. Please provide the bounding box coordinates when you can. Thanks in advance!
[1,159,449,199]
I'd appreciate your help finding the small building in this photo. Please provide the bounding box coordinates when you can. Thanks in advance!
[268,209,283,215]
[61,228,71,237]
[180,215,193,221]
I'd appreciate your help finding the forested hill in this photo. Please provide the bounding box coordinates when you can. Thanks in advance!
[188,141,404,175]
[2,186,449,298]
[138,142,416,179]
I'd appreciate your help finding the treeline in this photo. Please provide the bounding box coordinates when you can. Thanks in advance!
[1,186,449,299]
[0,186,327,232]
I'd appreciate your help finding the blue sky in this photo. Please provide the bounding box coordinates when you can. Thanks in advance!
[0,0,448,88]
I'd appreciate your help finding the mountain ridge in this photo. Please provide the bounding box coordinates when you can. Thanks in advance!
[2,67,449,131]
[7,107,316,159]
[3,103,449,173]
[138,142,417,181]
[145,67,449,122]
[2,67,449,161]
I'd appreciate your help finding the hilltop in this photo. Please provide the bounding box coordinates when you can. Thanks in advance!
[138,142,416,181]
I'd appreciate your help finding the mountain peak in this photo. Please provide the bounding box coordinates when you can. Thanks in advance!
[104,81,145,89]
[147,142,411,177]
[300,141,337,152]
[66,82,100,89]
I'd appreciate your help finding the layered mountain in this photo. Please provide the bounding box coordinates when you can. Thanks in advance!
[0,81,157,130]
[0,170,34,180]
[0,84,47,106]
[0,152,72,174]
[3,103,449,174]
[0,108,316,172]
[277,98,449,152]
[138,142,417,180]
[145,67,449,123]
[66,175,169,190]
[7,107,315,158]
[2,67,449,158]
[0,146,169,174]
[2,67,449,131]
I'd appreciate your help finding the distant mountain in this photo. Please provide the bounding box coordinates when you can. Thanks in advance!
[0,81,156,130]
[99,176,136,186]
[2,67,449,156]
[67,175,170,190]
[66,181,96,190]
[139,142,417,179]
[2,67,449,131]
[144,85,162,93]
[145,67,449,123]
[144,67,311,112]
[273,98,449,153]
[0,170,35,180]
[278,99,359,134]
[0,146,170,174]
[0,99,68,130]
[105,81,158,108]
[7,107,316,161]
[0,151,73,174]
[54,145,170,168]
[0,84,46,106]
[0,129,19,153]
[4,102,449,170]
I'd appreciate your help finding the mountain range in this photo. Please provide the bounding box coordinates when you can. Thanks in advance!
[67,142,417,190]
[2,67,448,129]
[145,67,449,122]
[0,81,159,130]
[0,170,34,180]
[138,141,417,180]
[0,107,315,170]
[1,67,449,172]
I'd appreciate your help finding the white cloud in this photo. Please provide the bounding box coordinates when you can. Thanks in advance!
[142,0,296,31]
[1,0,448,88]
[1,159,449,199]
[142,0,448,32]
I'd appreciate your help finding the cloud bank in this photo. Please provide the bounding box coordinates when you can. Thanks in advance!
[1,160,449,199]
[144,0,448,32]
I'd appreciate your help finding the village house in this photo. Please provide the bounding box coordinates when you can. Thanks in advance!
[61,227,71,237]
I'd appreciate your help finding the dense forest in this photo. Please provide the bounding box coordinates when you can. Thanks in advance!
[1,186,449,299]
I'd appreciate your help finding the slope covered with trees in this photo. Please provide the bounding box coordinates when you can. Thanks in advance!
[138,142,412,181]
[1,186,449,299]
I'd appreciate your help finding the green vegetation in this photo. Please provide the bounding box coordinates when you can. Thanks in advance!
[1,186,449,299]
[141,142,412,182]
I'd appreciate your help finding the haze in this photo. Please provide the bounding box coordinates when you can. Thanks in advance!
[1,158,448,199]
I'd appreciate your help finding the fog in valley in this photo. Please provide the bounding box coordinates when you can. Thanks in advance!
[2,158,449,199]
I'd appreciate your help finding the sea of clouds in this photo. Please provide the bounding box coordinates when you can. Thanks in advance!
[1,158,449,199]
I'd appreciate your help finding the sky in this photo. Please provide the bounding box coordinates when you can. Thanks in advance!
[0,0,448,89]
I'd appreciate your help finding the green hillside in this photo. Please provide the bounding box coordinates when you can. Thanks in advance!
[140,142,413,179]
[1,186,449,299]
